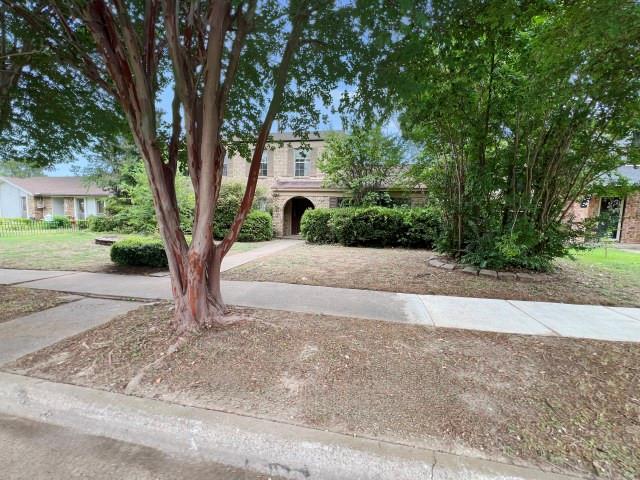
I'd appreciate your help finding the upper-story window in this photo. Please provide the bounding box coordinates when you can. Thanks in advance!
[294,149,310,177]
[259,153,268,177]
[222,155,229,176]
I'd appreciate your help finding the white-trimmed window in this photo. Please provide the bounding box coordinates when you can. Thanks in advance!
[222,155,229,176]
[259,153,268,177]
[96,199,105,215]
[294,149,310,177]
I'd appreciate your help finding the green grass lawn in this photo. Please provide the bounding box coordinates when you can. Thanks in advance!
[0,232,266,272]
[571,247,640,277]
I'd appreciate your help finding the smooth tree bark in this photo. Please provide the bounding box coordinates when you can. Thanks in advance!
[5,0,338,332]
[94,0,305,332]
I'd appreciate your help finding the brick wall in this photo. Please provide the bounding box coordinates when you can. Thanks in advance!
[620,192,640,243]
[223,140,326,186]
[273,193,331,236]
[567,196,599,222]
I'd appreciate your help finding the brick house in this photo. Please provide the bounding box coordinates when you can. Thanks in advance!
[567,165,640,244]
[223,131,426,236]
[0,176,109,221]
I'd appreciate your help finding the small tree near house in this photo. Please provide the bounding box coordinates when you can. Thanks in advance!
[318,126,407,206]
[5,0,357,332]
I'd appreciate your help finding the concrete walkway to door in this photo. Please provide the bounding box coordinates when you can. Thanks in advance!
[2,267,640,342]
[148,238,301,277]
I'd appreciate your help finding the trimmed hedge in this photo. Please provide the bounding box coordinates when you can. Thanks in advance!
[300,209,336,244]
[301,206,442,248]
[238,210,273,242]
[110,237,168,268]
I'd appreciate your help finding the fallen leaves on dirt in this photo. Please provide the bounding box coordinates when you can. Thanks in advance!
[0,286,73,323]
[6,303,640,478]
[222,244,640,307]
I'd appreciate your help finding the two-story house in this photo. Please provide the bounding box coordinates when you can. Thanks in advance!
[223,131,345,236]
[223,131,426,237]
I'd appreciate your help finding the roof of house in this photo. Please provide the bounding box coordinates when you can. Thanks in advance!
[0,176,108,196]
[269,131,337,142]
[617,164,640,184]
[273,178,335,191]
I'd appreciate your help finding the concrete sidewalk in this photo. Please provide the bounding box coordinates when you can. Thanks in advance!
[2,268,640,342]
[0,297,143,365]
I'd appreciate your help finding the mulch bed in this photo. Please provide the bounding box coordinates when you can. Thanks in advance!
[222,244,640,307]
[0,286,74,323]
[6,303,640,479]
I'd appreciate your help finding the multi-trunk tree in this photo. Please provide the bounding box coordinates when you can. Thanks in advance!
[4,0,357,331]
[353,0,640,270]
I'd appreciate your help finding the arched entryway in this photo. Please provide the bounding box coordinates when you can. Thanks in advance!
[283,196,314,236]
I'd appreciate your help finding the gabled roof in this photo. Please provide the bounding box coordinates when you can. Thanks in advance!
[0,176,108,196]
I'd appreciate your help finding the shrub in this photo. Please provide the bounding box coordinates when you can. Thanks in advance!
[237,210,273,241]
[45,215,71,229]
[399,207,442,249]
[213,182,270,239]
[110,237,168,268]
[300,208,336,243]
[87,215,118,232]
[332,207,408,247]
[302,206,442,248]
[461,221,575,272]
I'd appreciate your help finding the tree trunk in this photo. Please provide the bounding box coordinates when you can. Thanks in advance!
[171,252,226,333]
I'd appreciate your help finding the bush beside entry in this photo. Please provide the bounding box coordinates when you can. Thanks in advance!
[301,207,442,249]
[110,237,168,268]
[238,211,273,242]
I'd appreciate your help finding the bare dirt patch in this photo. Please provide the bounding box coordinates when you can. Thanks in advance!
[0,286,74,323]
[223,244,640,307]
[7,303,639,479]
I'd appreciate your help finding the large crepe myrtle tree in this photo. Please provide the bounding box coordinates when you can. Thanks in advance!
[6,0,356,332]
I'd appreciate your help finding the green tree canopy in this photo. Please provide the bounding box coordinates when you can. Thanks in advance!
[5,0,364,331]
[352,0,640,270]
[318,126,406,205]
[0,5,126,168]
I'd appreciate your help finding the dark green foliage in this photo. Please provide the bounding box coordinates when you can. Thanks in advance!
[400,208,443,248]
[213,182,270,240]
[110,237,168,268]
[302,207,442,249]
[300,209,337,244]
[349,0,640,271]
[213,183,245,239]
[237,211,273,242]
[87,215,118,232]
[461,222,578,272]
[329,207,406,247]
[318,127,407,205]
[0,6,126,169]
[46,215,71,229]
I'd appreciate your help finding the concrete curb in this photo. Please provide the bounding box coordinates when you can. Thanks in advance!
[0,372,580,480]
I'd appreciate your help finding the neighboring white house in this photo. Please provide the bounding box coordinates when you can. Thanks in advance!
[0,176,110,220]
